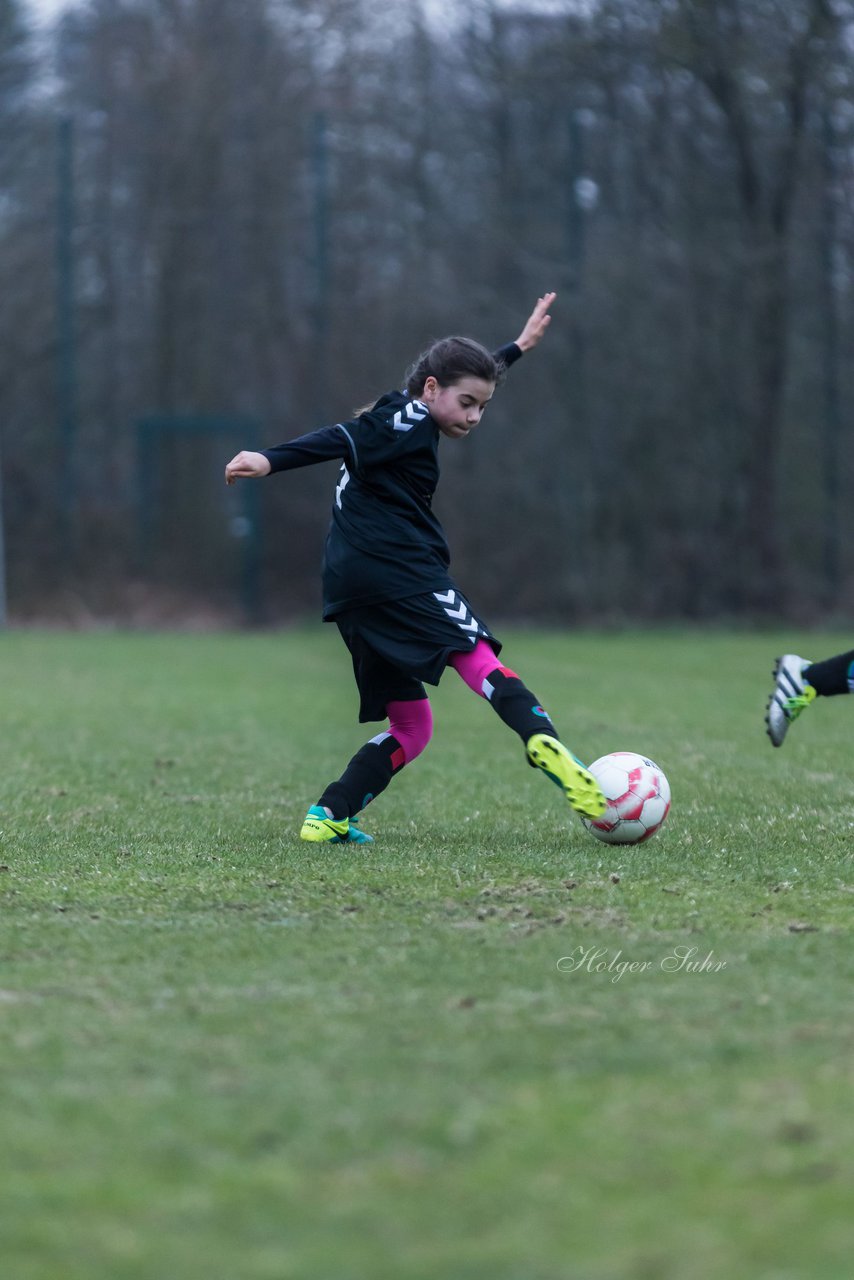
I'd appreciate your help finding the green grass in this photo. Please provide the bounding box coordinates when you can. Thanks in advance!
[1,625,853,1279]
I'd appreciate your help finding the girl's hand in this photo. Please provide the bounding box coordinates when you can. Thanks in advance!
[514,291,556,352]
[225,450,272,484]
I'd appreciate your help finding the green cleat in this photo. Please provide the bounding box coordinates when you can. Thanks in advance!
[526,733,607,821]
[300,805,374,844]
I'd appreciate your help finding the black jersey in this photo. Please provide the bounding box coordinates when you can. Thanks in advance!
[261,342,522,619]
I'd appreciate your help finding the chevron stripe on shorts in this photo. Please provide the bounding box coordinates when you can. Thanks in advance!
[433,589,488,642]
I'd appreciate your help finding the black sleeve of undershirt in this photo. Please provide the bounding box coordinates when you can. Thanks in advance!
[493,342,523,370]
[260,424,353,474]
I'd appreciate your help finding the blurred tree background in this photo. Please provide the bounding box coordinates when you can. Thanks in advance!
[1,0,852,625]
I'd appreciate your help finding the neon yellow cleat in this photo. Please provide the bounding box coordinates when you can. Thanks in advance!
[299,806,374,844]
[526,733,607,821]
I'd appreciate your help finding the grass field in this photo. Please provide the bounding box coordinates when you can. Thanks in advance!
[1,625,853,1279]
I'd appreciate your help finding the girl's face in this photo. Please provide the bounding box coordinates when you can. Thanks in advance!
[421,374,495,440]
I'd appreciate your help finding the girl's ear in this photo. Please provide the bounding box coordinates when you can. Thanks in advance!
[422,375,438,400]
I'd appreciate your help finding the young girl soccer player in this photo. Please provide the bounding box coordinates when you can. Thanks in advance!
[225,293,606,843]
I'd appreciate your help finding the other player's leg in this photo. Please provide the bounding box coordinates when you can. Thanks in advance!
[766,648,854,748]
[765,654,814,747]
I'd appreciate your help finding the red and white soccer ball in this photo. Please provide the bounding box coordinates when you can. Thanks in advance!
[581,751,671,845]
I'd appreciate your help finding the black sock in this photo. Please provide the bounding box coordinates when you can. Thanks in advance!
[482,668,558,744]
[317,733,406,819]
[804,650,854,698]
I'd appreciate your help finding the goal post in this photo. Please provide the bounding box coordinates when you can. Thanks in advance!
[135,415,265,625]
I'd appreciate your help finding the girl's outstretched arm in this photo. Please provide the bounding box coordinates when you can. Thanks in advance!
[225,424,352,483]
[513,291,556,352]
[225,450,272,484]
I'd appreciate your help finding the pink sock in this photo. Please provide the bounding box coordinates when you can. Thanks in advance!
[383,697,434,764]
[450,640,518,699]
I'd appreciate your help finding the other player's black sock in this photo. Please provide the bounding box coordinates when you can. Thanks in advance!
[317,733,407,820]
[803,650,854,697]
[482,668,559,744]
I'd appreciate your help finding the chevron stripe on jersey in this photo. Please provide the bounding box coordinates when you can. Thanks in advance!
[433,589,486,640]
[392,400,429,432]
[335,463,351,510]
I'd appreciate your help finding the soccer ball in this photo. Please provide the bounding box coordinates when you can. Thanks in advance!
[581,751,671,845]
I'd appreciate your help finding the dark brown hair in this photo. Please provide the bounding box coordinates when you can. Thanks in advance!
[404,336,499,396]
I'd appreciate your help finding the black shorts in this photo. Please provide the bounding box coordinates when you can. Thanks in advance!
[334,588,502,722]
